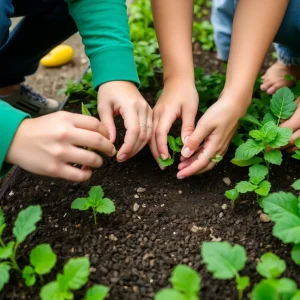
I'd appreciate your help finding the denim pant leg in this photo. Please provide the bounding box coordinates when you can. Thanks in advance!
[0,0,78,88]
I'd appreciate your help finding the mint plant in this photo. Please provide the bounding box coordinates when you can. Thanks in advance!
[202,241,249,300]
[71,186,115,224]
[22,244,57,287]
[155,264,201,300]
[158,136,183,167]
[85,285,110,300]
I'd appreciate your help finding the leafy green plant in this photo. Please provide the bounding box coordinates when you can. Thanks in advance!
[193,20,215,51]
[71,186,115,224]
[158,136,183,167]
[291,138,300,160]
[155,264,201,300]
[202,241,249,300]
[85,285,110,300]
[22,244,57,287]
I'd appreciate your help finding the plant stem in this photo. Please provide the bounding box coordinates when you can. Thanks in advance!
[238,289,243,300]
[266,160,270,181]
[10,243,20,271]
[39,274,44,283]
[92,208,97,225]
[0,238,6,248]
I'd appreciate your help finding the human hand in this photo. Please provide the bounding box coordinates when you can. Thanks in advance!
[5,111,116,182]
[177,95,249,179]
[97,81,152,162]
[149,78,199,168]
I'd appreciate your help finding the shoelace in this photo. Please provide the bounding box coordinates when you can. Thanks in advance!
[20,84,48,105]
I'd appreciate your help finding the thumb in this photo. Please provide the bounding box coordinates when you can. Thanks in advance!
[98,104,116,143]
[181,104,196,144]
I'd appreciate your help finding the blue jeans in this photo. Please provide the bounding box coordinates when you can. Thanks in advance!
[0,0,77,88]
[211,0,300,65]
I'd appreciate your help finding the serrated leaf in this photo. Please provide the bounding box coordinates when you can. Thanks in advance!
[170,265,200,295]
[30,244,57,275]
[155,289,186,300]
[236,181,258,193]
[158,157,174,167]
[235,139,264,161]
[269,127,293,148]
[0,241,14,259]
[256,252,286,279]
[13,205,42,244]
[88,186,104,206]
[240,114,262,126]
[96,198,115,214]
[81,102,91,116]
[249,130,264,141]
[292,180,300,191]
[251,280,279,300]
[63,257,90,290]
[231,157,263,167]
[273,219,300,244]
[260,121,278,142]
[168,136,179,152]
[236,276,250,292]
[295,138,300,148]
[85,285,110,300]
[22,266,36,287]
[270,87,296,121]
[71,198,90,211]
[262,113,277,125]
[202,241,247,279]
[0,263,10,291]
[255,181,271,196]
[225,189,239,201]
[264,150,282,165]
[40,281,66,300]
[249,164,268,185]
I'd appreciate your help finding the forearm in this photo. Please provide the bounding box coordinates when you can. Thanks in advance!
[151,0,194,83]
[224,0,289,102]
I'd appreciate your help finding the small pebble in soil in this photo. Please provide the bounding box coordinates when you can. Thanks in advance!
[222,177,231,186]
[178,190,182,194]
[8,190,14,196]
[109,234,118,241]
[133,203,140,212]
[134,195,139,199]
[142,204,146,208]
[191,225,206,233]
[137,187,146,193]
[219,212,224,218]
[221,204,228,210]
[259,213,271,223]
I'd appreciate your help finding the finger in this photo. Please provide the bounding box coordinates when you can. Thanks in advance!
[181,103,196,144]
[285,146,297,153]
[60,164,93,182]
[117,109,140,162]
[70,128,116,157]
[98,103,117,142]
[195,161,216,175]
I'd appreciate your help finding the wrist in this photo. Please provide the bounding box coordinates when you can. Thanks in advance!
[164,74,195,86]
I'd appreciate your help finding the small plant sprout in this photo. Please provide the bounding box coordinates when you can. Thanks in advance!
[202,241,249,300]
[292,138,300,160]
[158,135,183,167]
[81,102,92,116]
[22,244,57,287]
[85,285,110,300]
[155,264,201,300]
[71,186,115,224]
[212,155,223,163]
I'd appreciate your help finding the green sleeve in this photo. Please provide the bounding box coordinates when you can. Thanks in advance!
[65,0,140,89]
[0,101,30,178]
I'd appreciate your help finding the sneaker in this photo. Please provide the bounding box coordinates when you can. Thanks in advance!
[0,84,60,116]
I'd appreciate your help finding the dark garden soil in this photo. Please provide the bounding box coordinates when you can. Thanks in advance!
[1,51,298,300]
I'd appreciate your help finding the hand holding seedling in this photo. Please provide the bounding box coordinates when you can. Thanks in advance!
[97,81,152,162]
[5,112,116,182]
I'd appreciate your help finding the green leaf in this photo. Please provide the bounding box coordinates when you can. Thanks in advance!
[236,276,250,292]
[249,130,264,141]
[13,205,42,244]
[262,113,277,125]
[260,121,278,142]
[240,114,262,126]
[264,150,283,165]
[231,157,263,167]
[236,181,258,193]
[81,102,91,116]
[30,244,57,275]
[292,151,300,160]
[0,263,10,291]
[85,285,110,300]
[235,139,264,161]
[276,278,297,300]
[269,127,293,148]
[295,138,300,148]
[256,252,286,279]
[249,164,268,185]
[225,189,239,201]
[22,266,36,287]
[291,290,300,300]
[0,241,14,259]
[270,87,296,121]
[255,181,271,197]
[0,224,6,239]
[168,136,179,152]
[63,257,90,290]
[251,280,279,300]
[71,198,90,211]
[158,157,174,167]
[170,265,200,295]
[212,155,223,163]
[155,289,186,300]
[88,186,104,206]
[40,281,68,300]
[292,180,300,191]
[202,241,247,279]
[176,137,183,146]
[291,244,300,266]
[0,209,5,227]
[96,198,115,214]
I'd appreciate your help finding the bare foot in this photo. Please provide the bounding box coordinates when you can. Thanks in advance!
[260,61,300,95]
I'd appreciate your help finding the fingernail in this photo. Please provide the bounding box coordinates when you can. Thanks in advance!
[160,153,167,160]
[119,154,127,162]
[158,164,166,170]
[184,136,190,143]
[177,176,185,180]
[112,147,117,155]
[182,147,192,157]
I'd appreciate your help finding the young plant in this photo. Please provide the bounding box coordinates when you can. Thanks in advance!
[85,285,110,300]
[155,264,201,300]
[81,102,92,116]
[22,244,57,287]
[291,138,300,160]
[0,205,42,291]
[158,135,183,167]
[71,186,115,224]
[202,241,249,300]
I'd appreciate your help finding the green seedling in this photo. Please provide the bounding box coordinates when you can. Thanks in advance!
[193,20,215,51]
[291,138,300,160]
[0,205,42,291]
[85,285,110,300]
[158,136,183,167]
[202,241,249,300]
[81,102,92,116]
[155,264,201,300]
[22,244,57,287]
[71,186,115,224]
[212,155,223,163]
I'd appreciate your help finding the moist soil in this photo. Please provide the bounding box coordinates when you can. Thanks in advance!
[1,51,299,300]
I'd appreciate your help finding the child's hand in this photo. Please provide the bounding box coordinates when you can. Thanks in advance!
[177,96,248,179]
[97,81,152,162]
[150,78,199,168]
[5,112,116,182]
